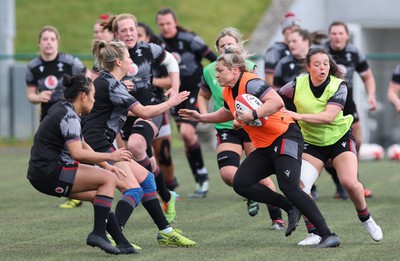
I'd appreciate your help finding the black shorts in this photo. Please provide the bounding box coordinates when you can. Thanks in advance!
[216,128,251,146]
[303,130,357,163]
[343,98,359,123]
[120,114,163,141]
[29,163,78,198]
[170,88,199,126]
[272,123,304,162]
[236,123,304,178]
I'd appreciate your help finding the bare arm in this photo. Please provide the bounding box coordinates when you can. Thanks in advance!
[285,82,347,124]
[26,85,52,104]
[265,72,274,86]
[287,104,342,124]
[237,89,284,125]
[197,88,212,115]
[153,76,171,89]
[78,139,131,179]
[164,71,180,96]
[70,139,132,165]
[257,89,285,117]
[361,68,377,111]
[161,52,180,96]
[179,107,234,123]
[131,91,189,119]
[387,80,400,112]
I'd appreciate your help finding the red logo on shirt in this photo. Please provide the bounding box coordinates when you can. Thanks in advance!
[127,63,138,77]
[44,75,58,89]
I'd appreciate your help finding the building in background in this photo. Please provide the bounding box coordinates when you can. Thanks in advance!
[249,0,400,147]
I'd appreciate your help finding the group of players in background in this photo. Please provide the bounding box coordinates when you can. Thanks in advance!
[25,8,397,254]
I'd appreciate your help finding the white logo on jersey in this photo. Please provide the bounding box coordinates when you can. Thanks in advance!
[274,146,278,152]
[57,62,64,72]
[119,115,127,121]
[127,63,138,77]
[221,133,228,140]
[289,63,295,70]
[136,49,143,57]
[44,75,58,89]
[178,41,184,50]
[213,79,218,85]
[342,142,347,147]
[284,169,291,177]
[346,52,352,62]
[39,66,44,72]
[190,97,196,104]
[284,50,290,56]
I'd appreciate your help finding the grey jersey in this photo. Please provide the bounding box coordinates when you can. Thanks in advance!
[25,53,86,120]
[27,101,81,182]
[264,42,291,74]
[82,71,139,151]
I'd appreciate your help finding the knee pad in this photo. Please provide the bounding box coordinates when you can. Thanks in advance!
[300,159,319,194]
[217,150,240,169]
[122,187,144,207]
[140,172,157,194]
[131,120,154,157]
[157,139,172,166]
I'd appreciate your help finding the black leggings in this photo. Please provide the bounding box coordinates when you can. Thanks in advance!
[233,126,331,235]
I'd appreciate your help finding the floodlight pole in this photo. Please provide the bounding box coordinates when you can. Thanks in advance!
[0,0,15,138]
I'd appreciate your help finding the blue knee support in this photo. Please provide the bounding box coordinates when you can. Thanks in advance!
[122,187,144,207]
[140,172,157,194]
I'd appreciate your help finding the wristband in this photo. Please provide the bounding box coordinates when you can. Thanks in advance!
[252,110,258,120]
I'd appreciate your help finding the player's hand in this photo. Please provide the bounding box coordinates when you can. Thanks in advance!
[232,119,244,130]
[235,109,253,125]
[106,164,126,180]
[178,108,201,122]
[285,110,301,121]
[368,95,378,111]
[39,90,52,103]
[164,87,178,97]
[109,148,132,162]
[167,91,190,107]
[123,80,135,92]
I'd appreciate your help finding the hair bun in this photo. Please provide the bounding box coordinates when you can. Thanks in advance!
[62,74,73,87]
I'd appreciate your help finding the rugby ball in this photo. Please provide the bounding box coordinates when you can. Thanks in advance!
[386,144,400,160]
[235,94,267,127]
[359,143,385,161]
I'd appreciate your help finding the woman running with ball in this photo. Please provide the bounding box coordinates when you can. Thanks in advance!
[179,48,339,248]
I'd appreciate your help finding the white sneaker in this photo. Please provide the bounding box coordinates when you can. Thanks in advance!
[363,217,383,242]
[298,233,321,245]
